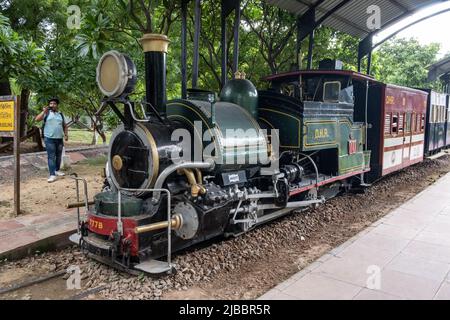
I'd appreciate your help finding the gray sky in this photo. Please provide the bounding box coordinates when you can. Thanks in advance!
[374,1,450,58]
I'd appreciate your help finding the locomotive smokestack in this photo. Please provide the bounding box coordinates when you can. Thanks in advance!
[140,34,170,118]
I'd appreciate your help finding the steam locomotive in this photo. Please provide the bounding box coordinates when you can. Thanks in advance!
[70,34,449,275]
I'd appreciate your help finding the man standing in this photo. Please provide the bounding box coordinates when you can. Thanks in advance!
[35,97,68,183]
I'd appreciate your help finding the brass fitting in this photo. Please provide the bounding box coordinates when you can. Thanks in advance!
[134,214,183,234]
[140,34,170,53]
[112,155,123,171]
[178,168,206,197]
[194,168,206,195]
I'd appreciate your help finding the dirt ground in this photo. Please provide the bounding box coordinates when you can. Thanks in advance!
[0,159,106,219]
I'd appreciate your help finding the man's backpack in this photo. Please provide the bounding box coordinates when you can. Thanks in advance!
[41,111,66,139]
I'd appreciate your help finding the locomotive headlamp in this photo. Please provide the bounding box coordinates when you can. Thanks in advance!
[96,50,137,98]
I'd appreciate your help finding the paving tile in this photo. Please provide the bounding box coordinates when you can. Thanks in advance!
[400,199,446,216]
[0,230,39,252]
[0,220,25,232]
[415,231,450,247]
[383,213,430,231]
[434,282,450,300]
[281,273,361,300]
[274,277,301,291]
[402,240,450,264]
[312,255,387,288]
[14,213,59,226]
[258,290,298,300]
[376,269,442,300]
[353,288,404,300]
[351,232,410,255]
[424,221,450,235]
[433,215,450,223]
[317,253,334,263]
[336,242,398,266]
[35,223,76,239]
[303,260,323,273]
[368,223,420,240]
[385,252,450,282]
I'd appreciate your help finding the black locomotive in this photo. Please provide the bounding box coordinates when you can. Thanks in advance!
[69,33,448,275]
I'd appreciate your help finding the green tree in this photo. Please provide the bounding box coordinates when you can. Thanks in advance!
[373,38,441,88]
[0,13,49,137]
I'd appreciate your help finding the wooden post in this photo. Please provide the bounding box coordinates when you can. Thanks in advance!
[14,96,21,217]
[0,95,20,217]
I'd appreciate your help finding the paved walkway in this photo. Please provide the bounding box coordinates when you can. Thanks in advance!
[0,209,77,260]
[259,173,450,300]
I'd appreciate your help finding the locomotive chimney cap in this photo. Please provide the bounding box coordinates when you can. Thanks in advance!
[140,34,170,53]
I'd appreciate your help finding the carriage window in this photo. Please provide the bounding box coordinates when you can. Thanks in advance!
[323,81,341,103]
[398,114,404,134]
[431,105,435,123]
[421,114,425,132]
[416,114,421,133]
[392,114,399,134]
[405,113,411,133]
[384,113,392,135]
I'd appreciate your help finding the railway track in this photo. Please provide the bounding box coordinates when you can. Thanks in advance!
[0,270,109,300]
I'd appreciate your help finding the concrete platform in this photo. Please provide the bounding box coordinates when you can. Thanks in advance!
[259,172,450,300]
[0,209,77,261]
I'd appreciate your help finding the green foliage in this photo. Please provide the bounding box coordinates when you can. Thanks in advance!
[0,0,68,45]
[0,13,49,87]
[373,38,441,89]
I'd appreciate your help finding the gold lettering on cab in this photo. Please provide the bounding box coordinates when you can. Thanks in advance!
[386,96,395,105]
[315,128,329,140]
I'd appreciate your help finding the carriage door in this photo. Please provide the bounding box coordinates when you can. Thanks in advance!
[399,93,407,164]
[403,112,412,161]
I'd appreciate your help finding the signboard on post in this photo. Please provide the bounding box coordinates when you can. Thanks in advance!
[0,97,15,136]
[0,96,20,217]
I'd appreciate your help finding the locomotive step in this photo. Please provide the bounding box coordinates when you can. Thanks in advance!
[134,259,175,275]
[359,183,372,187]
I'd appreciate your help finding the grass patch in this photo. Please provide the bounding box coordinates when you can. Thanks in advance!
[77,155,108,167]
[68,129,112,145]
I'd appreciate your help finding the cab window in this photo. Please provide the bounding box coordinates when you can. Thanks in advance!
[323,81,341,103]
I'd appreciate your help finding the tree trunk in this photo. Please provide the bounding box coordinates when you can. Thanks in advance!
[91,122,98,145]
[19,89,30,137]
[0,80,12,96]
[95,116,107,144]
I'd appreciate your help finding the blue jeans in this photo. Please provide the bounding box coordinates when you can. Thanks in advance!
[44,137,64,176]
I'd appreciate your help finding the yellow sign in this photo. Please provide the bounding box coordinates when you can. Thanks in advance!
[0,100,15,132]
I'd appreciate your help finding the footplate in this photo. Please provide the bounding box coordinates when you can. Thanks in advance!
[134,259,174,275]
